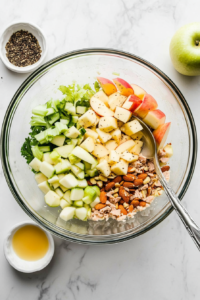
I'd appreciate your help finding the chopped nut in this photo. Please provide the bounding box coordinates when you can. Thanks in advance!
[143,166,149,171]
[113,188,119,193]
[99,175,108,182]
[143,176,150,184]
[94,176,100,180]
[113,193,119,197]
[120,181,124,185]
[123,203,129,208]
[115,183,120,188]
[116,203,119,209]
[96,181,103,187]
[142,190,147,198]
[90,178,96,185]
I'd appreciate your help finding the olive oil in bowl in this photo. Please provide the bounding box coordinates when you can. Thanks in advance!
[12,225,49,261]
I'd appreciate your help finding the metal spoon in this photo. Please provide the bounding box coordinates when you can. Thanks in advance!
[135,116,200,250]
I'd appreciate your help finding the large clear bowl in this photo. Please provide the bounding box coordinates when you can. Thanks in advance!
[0,49,197,244]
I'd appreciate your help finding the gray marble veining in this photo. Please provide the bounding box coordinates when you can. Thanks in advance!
[1,0,200,299]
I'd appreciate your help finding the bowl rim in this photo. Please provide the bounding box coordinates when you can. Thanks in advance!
[0,48,198,244]
[0,20,47,73]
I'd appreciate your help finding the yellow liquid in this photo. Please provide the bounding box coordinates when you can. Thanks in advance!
[12,225,49,261]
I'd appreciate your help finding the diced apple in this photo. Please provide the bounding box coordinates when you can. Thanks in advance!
[45,191,60,207]
[76,106,87,114]
[60,173,78,189]
[75,207,88,221]
[84,128,98,141]
[71,146,97,166]
[105,140,118,152]
[96,128,112,143]
[92,144,109,158]
[131,84,146,100]
[78,110,96,128]
[48,175,59,184]
[98,155,109,163]
[143,109,166,130]
[121,151,138,162]
[90,96,114,117]
[60,207,76,221]
[96,160,111,177]
[129,140,143,155]
[94,113,100,126]
[97,77,117,96]
[119,134,131,145]
[123,120,143,136]
[113,78,134,96]
[122,94,142,112]
[110,129,121,143]
[42,153,55,165]
[98,116,118,132]
[60,199,71,209]
[29,157,42,172]
[163,144,173,158]
[50,135,65,147]
[114,107,132,123]
[109,150,120,164]
[55,159,71,174]
[108,92,127,111]
[55,145,75,158]
[35,173,48,184]
[134,94,158,118]
[131,131,143,140]
[55,188,64,198]
[80,137,94,153]
[111,159,128,175]
[94,90,109,107]
[153,122,171,150]
[65,126,80,138]
[38,181,51,194]
[90,196,100,208]
[40,161,55,178]
[115,140,135,155]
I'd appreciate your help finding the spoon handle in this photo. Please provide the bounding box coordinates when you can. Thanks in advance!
[155,160,200,251]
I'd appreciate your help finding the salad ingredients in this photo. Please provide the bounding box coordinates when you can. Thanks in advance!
[22,77,173,223]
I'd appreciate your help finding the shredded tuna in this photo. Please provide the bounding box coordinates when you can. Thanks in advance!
[139,154,147,164]
[106,190,115,197]
[154,180,162,187]
[158,149,166,157]
[132,161,143,168]
[145,196,155,203]
[163,170,170,182]
[100,206,111,213]
[139,184,148,190]
[159,157,169,163]
[147,172,155,177]
[110,209,121,217]
[130,190,143,200]
[148,162,155,172]
[117,215,127,221]
[106,201,116,209]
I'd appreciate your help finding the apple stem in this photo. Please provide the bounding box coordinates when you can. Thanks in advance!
[195,40,200,46]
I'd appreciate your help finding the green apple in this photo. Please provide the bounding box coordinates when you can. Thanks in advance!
[170,22,200,76]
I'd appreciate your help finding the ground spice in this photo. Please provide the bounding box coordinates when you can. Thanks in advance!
[5,30,42,67]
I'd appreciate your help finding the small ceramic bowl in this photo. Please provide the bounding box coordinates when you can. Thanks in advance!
[4,220,54,273]
[0,21,47,73]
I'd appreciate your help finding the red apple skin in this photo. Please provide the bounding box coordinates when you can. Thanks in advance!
[134,94,158,118]
[129,95,143,112]
[143,109,166,129]
[131,84,146,100]
[113,78,134,97]
[97,77,117,96]
[153,122,171,149]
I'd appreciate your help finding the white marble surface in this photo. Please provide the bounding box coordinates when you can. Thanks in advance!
[1,0,200,299]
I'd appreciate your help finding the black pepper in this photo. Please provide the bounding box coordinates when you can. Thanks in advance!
[5,30,42,67]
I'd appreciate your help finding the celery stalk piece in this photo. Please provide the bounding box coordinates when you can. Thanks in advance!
[31,145,43,161]
[32,105,48,116]
[39,145,51,152]
[30,116,47,127]
[48,112,60,125]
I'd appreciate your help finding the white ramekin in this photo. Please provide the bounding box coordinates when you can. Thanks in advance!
[0,21,47,73]
[4,220,54,273]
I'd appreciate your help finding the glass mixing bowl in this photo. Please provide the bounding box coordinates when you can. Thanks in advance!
[1,49,197,244]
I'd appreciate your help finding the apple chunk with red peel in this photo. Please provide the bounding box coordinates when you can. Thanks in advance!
[122,95,142,112]
[108,92,127,111]
[143,109,166,130]
[134,94,158,118]
[153,122,171,150]
[90,96,114,117]
[97,77,117,96]
[131,84,146,100]
[94,90,109,107]
[113,78,134,97]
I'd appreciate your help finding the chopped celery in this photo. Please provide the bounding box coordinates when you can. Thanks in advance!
[72,116,78,124]
[49,150,61,163]
[38,145,51,152]
[60,119,69,125]
[55,122,68,133]
[31,145,43,161]
[46,108,55,116]
[79,128,86,136]
[48,112,60,125]
[30,116,47,127]
[32,105,48,116]
[65,103,76,115]
[76,106,87,114]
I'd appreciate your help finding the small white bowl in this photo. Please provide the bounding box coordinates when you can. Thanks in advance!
[4,221,54,273]
[0,21,47,73]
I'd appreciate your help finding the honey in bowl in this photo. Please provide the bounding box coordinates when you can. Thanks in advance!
[12,225,49,261]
